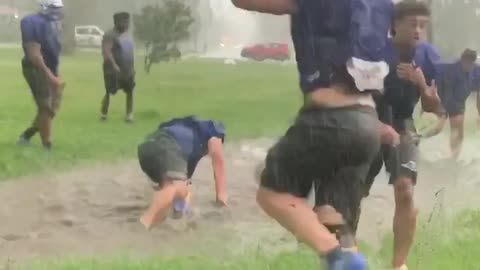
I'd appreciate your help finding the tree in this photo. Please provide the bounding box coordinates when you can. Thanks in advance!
[133,0,194,73]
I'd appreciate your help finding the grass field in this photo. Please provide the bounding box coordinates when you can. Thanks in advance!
[14,210,480,270]
[0,48,300,180]
[2,48,480,270]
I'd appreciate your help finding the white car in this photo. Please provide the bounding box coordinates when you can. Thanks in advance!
[74,25,104,48]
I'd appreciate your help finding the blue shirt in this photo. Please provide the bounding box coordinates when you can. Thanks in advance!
[21,14,62,75]
[291,0,393,93]
[435,60,480,105]
[160,116,225,178]
[379,41,441,130]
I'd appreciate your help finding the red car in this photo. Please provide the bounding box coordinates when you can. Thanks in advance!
[241,42,290,62]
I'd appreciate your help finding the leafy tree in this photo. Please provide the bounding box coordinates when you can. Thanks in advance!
[133,0,194,73]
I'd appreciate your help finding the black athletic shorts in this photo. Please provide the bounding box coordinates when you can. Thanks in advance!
[437,102,465,118]
[103,66,136,96]
[260,105,381,232]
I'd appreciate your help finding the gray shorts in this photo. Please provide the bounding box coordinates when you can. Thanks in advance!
[137,132,188,186]
[364,120,419,197]
[260,105,381,232]
[22,59,62,116]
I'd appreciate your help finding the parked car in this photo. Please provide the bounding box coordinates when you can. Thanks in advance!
[241,42,290,61]
[74,25,104,48]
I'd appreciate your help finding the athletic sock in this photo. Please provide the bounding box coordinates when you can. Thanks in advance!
[43,141,52,150]
[21,127,39,140]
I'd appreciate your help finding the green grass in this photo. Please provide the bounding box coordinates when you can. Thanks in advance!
[3,48,480,269]
[0,48,300,179]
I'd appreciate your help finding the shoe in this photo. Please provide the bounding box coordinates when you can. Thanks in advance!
[17,136,30,146]
[100,114,108,121]
[394,265,408,270]
[125,114,134,123]
[172,197,192,219]
[327,249,367,270]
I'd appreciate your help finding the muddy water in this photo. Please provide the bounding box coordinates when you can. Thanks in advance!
[1,135,480,266]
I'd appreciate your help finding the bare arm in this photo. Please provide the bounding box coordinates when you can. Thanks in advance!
[415,67,441,113]
[419,81,441,113]
[208,137,227,205]
[231,0,297,15]
[102,37,120,71]
[25,42,57,83]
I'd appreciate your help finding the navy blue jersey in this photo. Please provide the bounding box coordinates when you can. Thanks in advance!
[377,41,441,131]
[21,14,62,75]
[160,116,225,178]
[291,0,393,93]
[435,60,480,106]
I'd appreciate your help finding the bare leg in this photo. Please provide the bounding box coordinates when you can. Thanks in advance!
[19,112,40,143]
[125,91,134,122]
[449,114,465,159]
[315,205,358,252]
[392,176,417,268]
[140,180,189,230]
[256,187,339,255]
[38,109,53,149]
[101,93,110,119]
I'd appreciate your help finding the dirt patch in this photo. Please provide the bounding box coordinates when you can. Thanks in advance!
[1,136,480,266]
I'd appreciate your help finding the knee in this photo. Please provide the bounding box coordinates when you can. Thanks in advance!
[393,177,414,206]
[314,205,343,227]
[38,108,53,119]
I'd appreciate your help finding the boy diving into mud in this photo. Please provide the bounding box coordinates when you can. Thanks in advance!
[233,0,397,269]
[362,2,441,270]
[137,116,227,230]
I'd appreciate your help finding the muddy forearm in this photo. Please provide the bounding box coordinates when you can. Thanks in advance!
[420,90,440,113]
[211,152,226,197]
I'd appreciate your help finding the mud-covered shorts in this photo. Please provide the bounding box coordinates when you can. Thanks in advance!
[260,105,381,232]
[22,59,62,116]
[137,131,188,186]
[364,119,419,197]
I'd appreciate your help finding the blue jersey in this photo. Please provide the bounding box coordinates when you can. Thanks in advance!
[379,41,441,130]
[435,60,480,105]
[160,116,225,178]
[20,14,62,75]
[291,0,393,93]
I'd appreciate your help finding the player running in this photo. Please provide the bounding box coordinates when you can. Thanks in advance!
[233,0,397,269]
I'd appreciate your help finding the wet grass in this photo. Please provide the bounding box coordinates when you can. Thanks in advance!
[0,48,300,180]
[16,210,480,270]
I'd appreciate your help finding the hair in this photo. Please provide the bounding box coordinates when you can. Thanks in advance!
[391,2,430,36]
[113,12,130,24]
[394,1,431,22]
[461,49,478,63]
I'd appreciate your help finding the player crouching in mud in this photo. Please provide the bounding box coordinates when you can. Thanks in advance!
[137,116,228,230]
[234,0,398,269]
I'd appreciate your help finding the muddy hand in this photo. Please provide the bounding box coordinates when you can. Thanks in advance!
[380,123,400,146]
[215,193,228,207]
